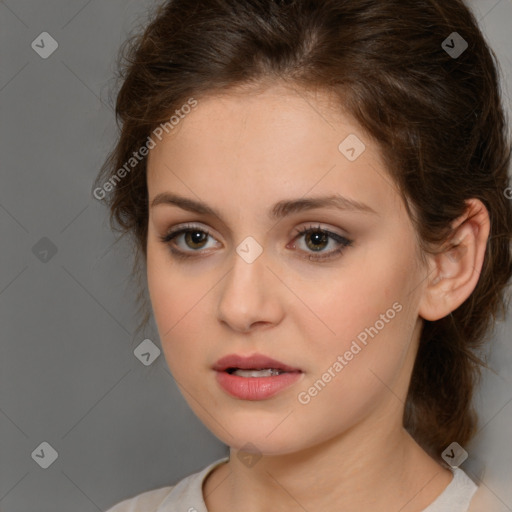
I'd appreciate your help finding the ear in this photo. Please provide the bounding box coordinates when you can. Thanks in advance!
[418,198,490,321]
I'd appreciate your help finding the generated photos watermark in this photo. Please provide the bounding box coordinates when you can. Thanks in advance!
[93,98,198,200]
[297,301,403,405]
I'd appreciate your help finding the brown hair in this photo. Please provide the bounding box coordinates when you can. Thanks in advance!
[94,0,512,460]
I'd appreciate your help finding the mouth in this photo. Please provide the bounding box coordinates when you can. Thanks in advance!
[224,368,292,377]
[213,354,304,400]
[212,353,303,377]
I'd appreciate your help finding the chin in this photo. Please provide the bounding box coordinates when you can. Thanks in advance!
[205,419,310,457]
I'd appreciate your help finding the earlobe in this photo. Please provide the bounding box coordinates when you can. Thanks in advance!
[418,198,490,322]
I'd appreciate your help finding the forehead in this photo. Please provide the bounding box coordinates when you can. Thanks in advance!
[149,84,352,166]
[146,84,403,220]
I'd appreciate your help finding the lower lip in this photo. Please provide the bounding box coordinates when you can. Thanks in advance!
[215,371,303,400]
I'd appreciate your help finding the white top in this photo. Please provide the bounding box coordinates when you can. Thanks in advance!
[104,457,479,512]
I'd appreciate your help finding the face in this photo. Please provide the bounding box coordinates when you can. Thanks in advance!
[146,84,428,456]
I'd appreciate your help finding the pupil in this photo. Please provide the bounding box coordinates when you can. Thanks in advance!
[307,231,327,251]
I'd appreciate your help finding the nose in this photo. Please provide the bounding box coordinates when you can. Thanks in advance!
[216,243,284,333]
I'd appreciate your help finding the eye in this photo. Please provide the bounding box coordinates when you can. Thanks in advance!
[159,223,353,262]
[289,224,353,261]
[159,223,220,259]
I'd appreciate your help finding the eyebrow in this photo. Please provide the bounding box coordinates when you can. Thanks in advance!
[150,192,377,220]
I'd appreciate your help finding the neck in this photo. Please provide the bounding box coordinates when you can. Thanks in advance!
[203,422,452,512]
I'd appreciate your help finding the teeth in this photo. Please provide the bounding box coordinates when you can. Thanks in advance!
[232,368,284,377]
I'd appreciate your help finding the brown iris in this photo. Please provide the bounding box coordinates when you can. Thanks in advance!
[185,230,208,249]
[305,230,329,251]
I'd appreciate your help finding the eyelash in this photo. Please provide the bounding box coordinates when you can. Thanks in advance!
[159,223,353,262]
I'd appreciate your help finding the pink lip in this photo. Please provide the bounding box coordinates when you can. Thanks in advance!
[212,353,302,372]
[212,353,303,400]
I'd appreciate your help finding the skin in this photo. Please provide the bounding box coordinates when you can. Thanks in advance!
[145,82,490,511]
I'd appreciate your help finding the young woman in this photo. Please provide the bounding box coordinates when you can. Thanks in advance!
[96,0,512,510]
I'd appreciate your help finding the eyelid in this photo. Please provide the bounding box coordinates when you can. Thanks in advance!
[160,222,217,241]
[291,222,348,239]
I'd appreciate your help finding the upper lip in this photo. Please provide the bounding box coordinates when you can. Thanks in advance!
[213,353,302,373]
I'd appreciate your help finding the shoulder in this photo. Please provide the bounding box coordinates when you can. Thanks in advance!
[104,485,175,512]
[422,467,478,512]
[424,467,505,512]
[103,457,230,512]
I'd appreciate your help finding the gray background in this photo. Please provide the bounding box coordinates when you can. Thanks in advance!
[0,1,511,511]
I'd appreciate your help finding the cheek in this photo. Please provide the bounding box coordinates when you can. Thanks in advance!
[148,283,201,378]
[293,254,412,353]
[292,310,414,440]
[146,251,213,370]
[290,244,419,404]
[146,257,225,431]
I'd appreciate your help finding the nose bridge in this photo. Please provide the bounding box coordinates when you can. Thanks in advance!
[222,237,267,308]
